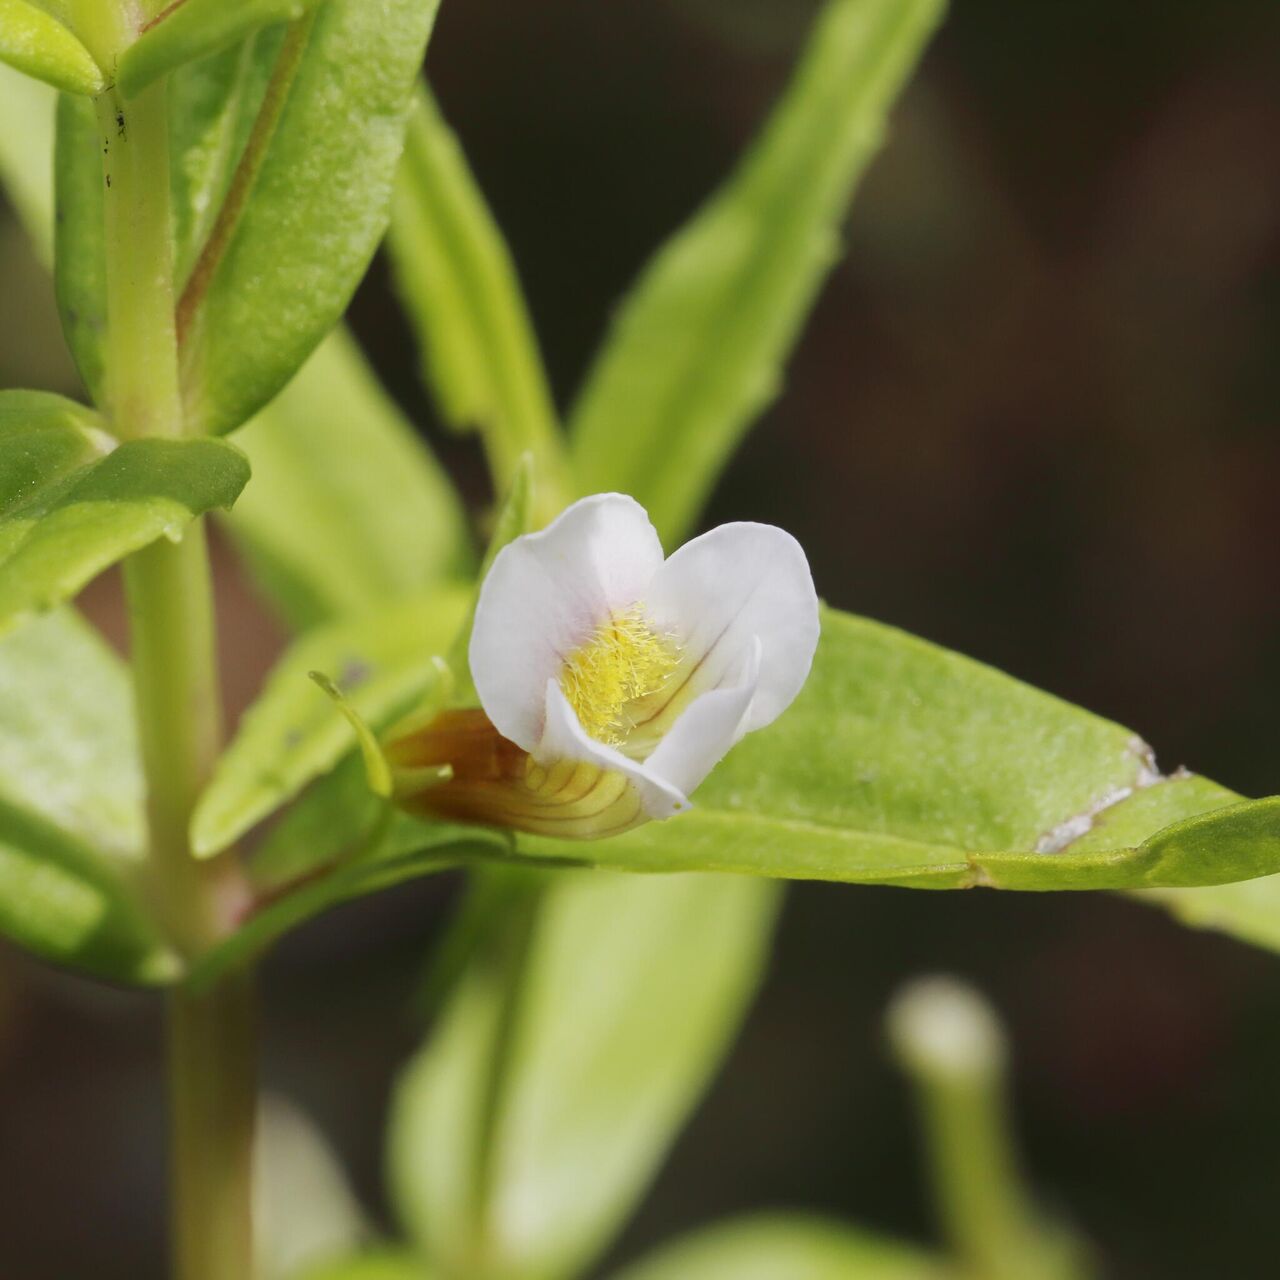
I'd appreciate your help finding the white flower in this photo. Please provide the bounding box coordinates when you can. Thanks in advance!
[388,494,819,839]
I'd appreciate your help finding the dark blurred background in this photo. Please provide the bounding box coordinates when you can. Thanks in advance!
[3,0,1280,1275]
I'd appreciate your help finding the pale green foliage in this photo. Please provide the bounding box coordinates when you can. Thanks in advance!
[193,586,470,858]
[181,0,443,435]
[226,329,473,631]
[0,610,176,982]
[117,0,323,99]
[0,0,103,96]
[611,1217,947,1280]
[571,0,946,544]
[389,88,571,522]
[0,390,250,635]
[0,62,55,264]
[389,871,779,1280]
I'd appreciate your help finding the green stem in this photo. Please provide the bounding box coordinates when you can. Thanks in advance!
[94,64,257,1280]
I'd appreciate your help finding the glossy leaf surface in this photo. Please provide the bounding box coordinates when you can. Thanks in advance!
[180,0,442,435]
[118,0,322,99]
[389,86,569,521]
[193,585,470,858]
[610,1216,945,1280]
[570,0,945,544]
[0,0,103,96]
[226,329,473,630]
[389,871,778,1280]
[0,610,176,983]
[0,392,249,634]
[513,607,1266,890]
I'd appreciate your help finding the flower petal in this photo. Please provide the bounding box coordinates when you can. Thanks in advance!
[643,637,762,797]
[538,680,690,820]
[470,494,664,750]
[642,521,819,734]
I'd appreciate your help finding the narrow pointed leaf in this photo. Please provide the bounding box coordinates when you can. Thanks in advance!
[0,609,177,984]
[389,871,779,1280]
[0,0,103,96]
[508,607,1274,890]
[0,60,55,263]
[192,586,470,858]
[226,329,473,631]
[117,0,323,100]
[389,86,571,522]
[610,1217,945,1280]
[179,0,443,435]
[0,392,250,634]
[298,1254,435,1280]
[570,0,946,544]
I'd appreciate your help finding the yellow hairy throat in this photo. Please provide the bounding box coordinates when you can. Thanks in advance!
[560,605,680,746]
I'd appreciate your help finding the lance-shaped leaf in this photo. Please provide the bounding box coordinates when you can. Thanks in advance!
[0,0,103,96]
[226,329,474,631]
[610,1217,945,1280]
[0,390,250,635]
[178,0,443,436]
[389,870,779,1280]
[192,585,471,859]
[570,0,945,545]
[0,60,55,264]
[509,607,1273,890]
[389,86,572,523]
[0,609,178,984]
[117,0,323,100]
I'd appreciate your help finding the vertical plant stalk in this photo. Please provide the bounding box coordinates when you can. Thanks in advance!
[887,978,1084,1280]
[94,67,257,1280]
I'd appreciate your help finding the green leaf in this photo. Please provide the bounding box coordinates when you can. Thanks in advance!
[118,0,323,100]
[193,585,470,858]
[54,90,108,401]
[0,0,103,96]
[179,0,443,436]
[609,1216,946,1280]
[0,392,250,635]
[0,60,56,264]
[256,1095,370,1280]
[511,607,1272,891]
[1140,876,1280,955]
[225,328,473,631]
[389,85,572,523]
[0,609,178,984]
[569,0,945,545]
[389,870,779,1280]
[297,1253,434,1280]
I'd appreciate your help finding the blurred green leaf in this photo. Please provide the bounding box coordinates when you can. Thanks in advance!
[389,870,778,1280]
[0,609,178,984]
[0,0,103,96]
[226,328,473,631]
[0,393,249,634]
[193,585,470,859]
[256,1095,370,1280]
[118,0,322,100]
[297,1252,434,1280]
[179,0,442,435]
[0,61,55,264]
[53,90,107,400]
[1140,876,1280,955]
[570,0,945,545]
[609,1216,947,1280]
[509,607,1270,890]
[389,86,571,523]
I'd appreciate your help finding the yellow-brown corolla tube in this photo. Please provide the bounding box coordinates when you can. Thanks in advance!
[384,708,648,839]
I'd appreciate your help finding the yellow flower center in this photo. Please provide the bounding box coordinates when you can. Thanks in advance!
[560,604,679,746]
